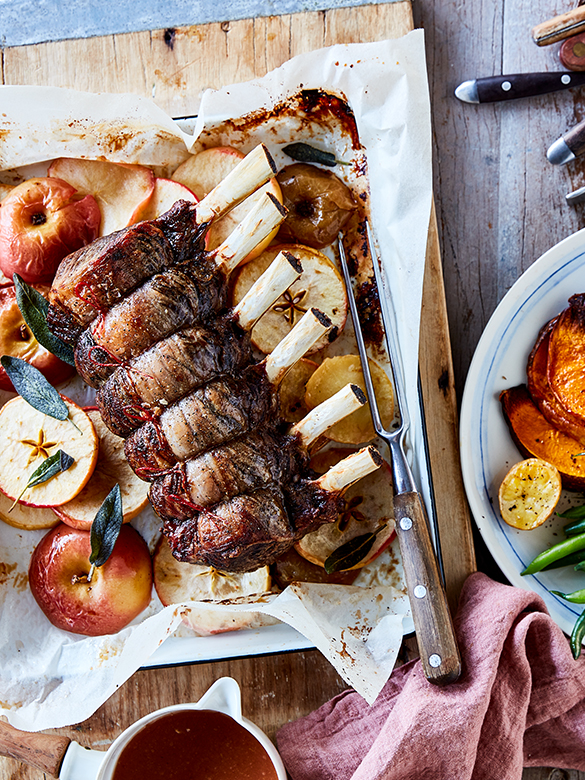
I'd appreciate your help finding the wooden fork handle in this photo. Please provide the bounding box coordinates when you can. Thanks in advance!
[394,491,462,685]
[0,719,70,777]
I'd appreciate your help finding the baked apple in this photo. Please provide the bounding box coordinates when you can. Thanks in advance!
[0,284,75,391]
[29,523,153,636]
[0,177,101,283]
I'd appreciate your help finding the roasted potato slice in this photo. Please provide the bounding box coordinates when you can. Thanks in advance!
[526,316,585,446]
[500,385,585,490]
[304,354,394,444]
[231,243,347,354]
[498,458,562,530]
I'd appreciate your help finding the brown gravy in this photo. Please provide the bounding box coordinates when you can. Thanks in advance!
[111,709,279,780]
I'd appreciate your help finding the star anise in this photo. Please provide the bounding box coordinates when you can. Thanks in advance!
[337,494,367,532]
[272,288,309,327]
[20,429,58,464]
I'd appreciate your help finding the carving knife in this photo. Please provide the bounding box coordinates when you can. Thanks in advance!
[455,71,585,103]
[547,117,585,164]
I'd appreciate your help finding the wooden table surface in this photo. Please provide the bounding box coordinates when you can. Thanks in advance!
[1,0,583,778]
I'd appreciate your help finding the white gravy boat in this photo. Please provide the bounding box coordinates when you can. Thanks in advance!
[0,677,287,780]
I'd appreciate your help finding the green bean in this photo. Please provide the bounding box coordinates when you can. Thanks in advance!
[542,549,585,571]
[564,517,585,536]
[521,531,585,575]
[551,588,585,604]
[570,611,585,659]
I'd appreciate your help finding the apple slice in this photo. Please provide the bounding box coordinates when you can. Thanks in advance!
[53,409,149,530]
[305,355,395,444]
[29,523,153,636]
[230,244,347,354]
[171,146,282,260]
[48,158,155,237]
[0,183,15,201]
[295,447,396,570]
[153,536,276,635]
[0,395,98,507]
[0,490,59,531]
[278,357,319,423]
[137,178,198,221]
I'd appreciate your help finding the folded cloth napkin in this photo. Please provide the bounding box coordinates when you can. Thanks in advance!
[276,572,585,780]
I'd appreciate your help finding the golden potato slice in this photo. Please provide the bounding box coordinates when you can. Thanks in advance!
[231,244,348,354]
[498,458,562,531]
[171,146,282,260]
[0,490,59,530]
[295,448,395,569]
[305,355,394,444]
[0,395,98,507]
[153,537,275,635]
[278,358,319,423]
[53,409,149,529]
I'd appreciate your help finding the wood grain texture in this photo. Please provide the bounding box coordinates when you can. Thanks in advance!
[0,3,477,779]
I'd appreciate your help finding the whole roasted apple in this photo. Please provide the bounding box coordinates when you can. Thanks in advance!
[0,177,101,283]
[0,284,75,391]
[29,523,153,636]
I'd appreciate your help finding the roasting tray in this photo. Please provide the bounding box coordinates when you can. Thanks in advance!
[0,85,434,670]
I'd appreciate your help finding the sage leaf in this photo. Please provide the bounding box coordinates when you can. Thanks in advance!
[90,484,123,569]
[10,449,74,511]
[0,356,69,420]
[324,524,387,574]
[13,274,76,366]
[282,143,349,167]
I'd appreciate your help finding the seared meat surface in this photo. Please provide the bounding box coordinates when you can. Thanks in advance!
[97,318,252,437]
[48,201,205,343]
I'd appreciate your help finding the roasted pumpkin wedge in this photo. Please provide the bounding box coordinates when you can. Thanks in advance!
[500,385,585,490]
[548,294,585,425]
[526,316,585,446]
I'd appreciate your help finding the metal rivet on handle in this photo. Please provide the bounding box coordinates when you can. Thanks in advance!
[501,80,512,91]
[413,585,427,599]
[561,74,571,85]
[429,654,442,668]
[399,516,413,530]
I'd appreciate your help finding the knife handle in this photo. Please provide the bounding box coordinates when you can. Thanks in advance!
[532,6,585,46]
[0,720,70,777]
[394,491,461,685]
[563,118,585,159]
[476,72,585,102]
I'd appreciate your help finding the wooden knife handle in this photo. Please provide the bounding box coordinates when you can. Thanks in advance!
[564,118,585,159]
[532,6,585,46]
[0,720,70,777]
[393,491,461,685]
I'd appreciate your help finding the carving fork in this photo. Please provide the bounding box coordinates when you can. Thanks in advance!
[338,227,461,685]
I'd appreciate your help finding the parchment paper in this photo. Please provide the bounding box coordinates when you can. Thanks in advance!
[0,30,433,730]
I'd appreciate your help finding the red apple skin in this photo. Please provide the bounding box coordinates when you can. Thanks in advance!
[28,523,153,636]
[0,177,101,284]
[0,284,75,391]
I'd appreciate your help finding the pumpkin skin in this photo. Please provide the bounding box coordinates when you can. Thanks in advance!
[500,385,585,491]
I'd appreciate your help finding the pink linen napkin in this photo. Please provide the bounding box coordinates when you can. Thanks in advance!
[276,572,585,779]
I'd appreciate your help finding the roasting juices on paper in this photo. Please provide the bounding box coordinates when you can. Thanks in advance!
[0,38,434,724]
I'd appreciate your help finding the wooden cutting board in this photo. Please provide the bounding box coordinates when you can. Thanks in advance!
[0,4,475,777]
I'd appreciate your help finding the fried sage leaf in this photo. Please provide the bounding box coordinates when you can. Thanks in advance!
[282,142,348,167]
[90,484,123,571]
[13,275,76,366]
[324,524,387,574]
[10,449,74,511]
[0,356,69,420]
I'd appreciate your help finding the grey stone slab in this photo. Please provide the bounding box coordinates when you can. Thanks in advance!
[0,0,400,48]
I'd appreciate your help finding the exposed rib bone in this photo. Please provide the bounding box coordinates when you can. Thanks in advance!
[234,251,302,330]
[265,308,332,385]
[291,383,367,446]
[194,144,277,224]
[317,446,383,492]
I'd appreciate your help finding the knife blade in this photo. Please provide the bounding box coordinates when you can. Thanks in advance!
[455,71,585,103]
[547,118,585,164]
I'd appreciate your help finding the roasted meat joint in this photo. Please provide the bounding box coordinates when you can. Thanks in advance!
[43,143,383,573]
